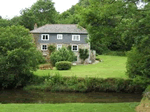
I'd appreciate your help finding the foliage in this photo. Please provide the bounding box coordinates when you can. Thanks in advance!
[67,45,71,51]
[77,0,142,53]
[30,0,58,26]
[0,18,10,27]
[0,16,22,28]
[48,45,56,55]
[50,47,75,66]
[103,51,127,56]
[0,26,44,89]
[126,36,150,83]
[55,61,72,70]
[79,48,89,62]
[25,73,145,93]
[20,8,36,30]
[20,0,58,30]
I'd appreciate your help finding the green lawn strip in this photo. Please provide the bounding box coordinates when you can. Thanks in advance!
[34,55,128,78]
[0,103,139,112]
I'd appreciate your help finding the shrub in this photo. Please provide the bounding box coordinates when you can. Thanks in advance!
[0,26,43,89]
[25,73,146,93]
[79,48,89,63]
[50,47,75,66]
[126,36,150,80]
[67,45,71,51]
[56,61,72,70]
[48,45,56,55]
[103,51,126,56]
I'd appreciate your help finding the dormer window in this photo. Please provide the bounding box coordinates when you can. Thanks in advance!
[41,34,49,41]
[57,34,63,39]
[72,35,80,41]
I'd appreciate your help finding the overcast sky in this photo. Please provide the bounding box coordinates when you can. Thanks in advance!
[0,0,79,19]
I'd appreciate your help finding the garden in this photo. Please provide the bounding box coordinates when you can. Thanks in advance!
[0,25,150,112]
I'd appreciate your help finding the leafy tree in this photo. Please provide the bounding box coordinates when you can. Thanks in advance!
[126,2,150,86]
[0,18,10,27]
[126,36,150,86]
[10,16,22,26]
[20,0,58,30]
[20,8,36,30]
[30,0,58,26]
[78,0,139,53]
[0,26,44,88]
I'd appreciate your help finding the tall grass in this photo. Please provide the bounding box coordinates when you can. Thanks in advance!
[24,73,146,93]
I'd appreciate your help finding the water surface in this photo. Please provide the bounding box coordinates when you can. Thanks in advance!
[0,90,142,104]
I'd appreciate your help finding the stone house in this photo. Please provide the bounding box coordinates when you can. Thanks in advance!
[30,24,95,64]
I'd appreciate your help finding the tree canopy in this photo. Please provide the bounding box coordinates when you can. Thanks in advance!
[0,26,44,88]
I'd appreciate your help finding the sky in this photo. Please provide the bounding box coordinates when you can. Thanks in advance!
[0,0,79,19]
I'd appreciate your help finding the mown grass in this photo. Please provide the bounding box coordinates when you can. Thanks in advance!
[0,103,139,112]
[34,55,127,78]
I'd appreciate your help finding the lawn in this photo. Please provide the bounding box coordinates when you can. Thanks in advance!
[35,55,128,78]
[0,103,139,112]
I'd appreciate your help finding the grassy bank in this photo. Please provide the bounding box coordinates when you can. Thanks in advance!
[35,55,127,78]
[25,73,145,93]
[0,103,139,112]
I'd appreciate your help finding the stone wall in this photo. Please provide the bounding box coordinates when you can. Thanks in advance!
[32,33,95,64]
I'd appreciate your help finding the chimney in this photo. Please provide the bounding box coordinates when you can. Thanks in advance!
[34,23,38,29]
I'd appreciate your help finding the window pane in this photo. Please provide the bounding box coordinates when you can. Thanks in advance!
[73,46,77,50]
[43,35,45,40]
[46,35,48,40]
[43,45,47,50]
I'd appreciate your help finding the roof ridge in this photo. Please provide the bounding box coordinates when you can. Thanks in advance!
[30,24,88,33]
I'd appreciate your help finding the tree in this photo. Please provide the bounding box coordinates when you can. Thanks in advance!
[30,0,58,26]
[78,0,138,53]
[0,18,10,27]
[126,2,150,86]
[20,0,58,30]
[20,8,36,30]
[126,36,150,86]
[10,16,22,26]
[0,26,44,89]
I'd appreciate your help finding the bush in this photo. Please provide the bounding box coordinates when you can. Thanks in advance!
[126,36,150,80]
[50,47,75,66]
[56,61,72,70]
[103,51,126,56]
[79,49,89,62]
[48,45,56,55]
[25,73,146,93]
[0,26,43,89]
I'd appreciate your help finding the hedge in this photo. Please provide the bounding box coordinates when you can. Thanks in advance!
[55,61,72,70]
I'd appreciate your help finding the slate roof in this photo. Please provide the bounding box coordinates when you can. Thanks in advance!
[30,24,88,34]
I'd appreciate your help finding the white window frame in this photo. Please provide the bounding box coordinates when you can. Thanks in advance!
[72,45,78,51]
[57,34,63,40]
[41,44,48,51]
[41,34,49,41]
[72,35,80,41]
[57,44,62,50]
